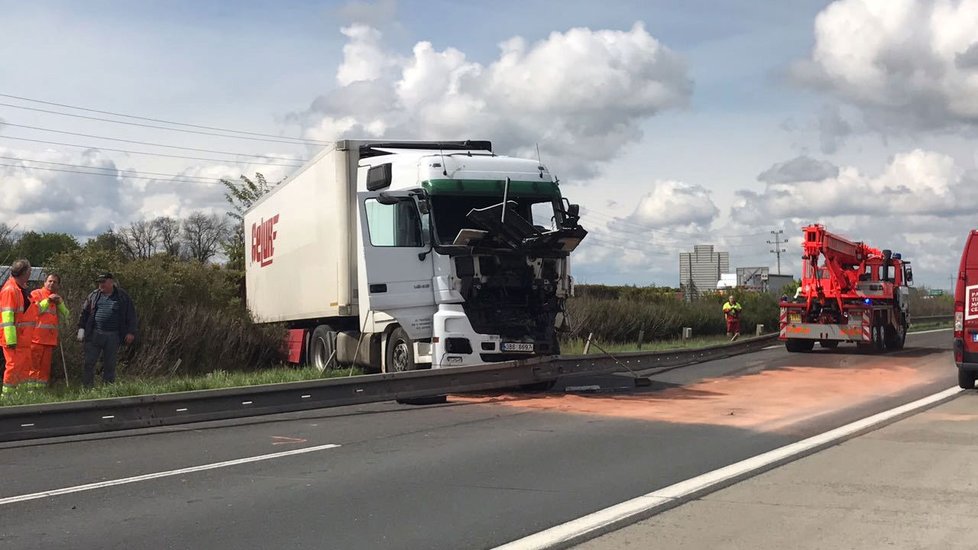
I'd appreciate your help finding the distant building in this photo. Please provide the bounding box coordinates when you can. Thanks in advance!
[680,245,729,300]
[737,266,794,295]
[0,265,47,290]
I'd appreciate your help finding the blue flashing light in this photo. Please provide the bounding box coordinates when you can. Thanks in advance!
[864,298,872,305]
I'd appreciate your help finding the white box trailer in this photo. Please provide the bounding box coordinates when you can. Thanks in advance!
[245,140,586,373]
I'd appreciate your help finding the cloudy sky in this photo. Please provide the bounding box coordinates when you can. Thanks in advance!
[2,0,977,289]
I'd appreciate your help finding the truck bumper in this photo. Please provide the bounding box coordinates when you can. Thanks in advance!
[954,338,978,372]
[779,322,867,342]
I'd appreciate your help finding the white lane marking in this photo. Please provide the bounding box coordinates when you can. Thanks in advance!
[910,327,952,335]
[0,443,341,506]
[762,345,780,350]
[493,386,962,550]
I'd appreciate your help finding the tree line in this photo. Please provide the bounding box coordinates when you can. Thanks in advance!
[0,173,274,269]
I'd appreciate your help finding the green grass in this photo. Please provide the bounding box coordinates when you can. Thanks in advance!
[0,366,362,407]
[908,321,952,332]
[559,334,751,356]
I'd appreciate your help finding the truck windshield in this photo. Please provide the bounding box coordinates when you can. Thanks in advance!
[430,195,557,245]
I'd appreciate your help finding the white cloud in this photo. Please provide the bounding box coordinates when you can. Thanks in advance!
[757,155,840,184]
[0,146,295,238]
[736,149,978,219]
[793,0,978,131]
[297,22,692,179]
[619,180,719,228]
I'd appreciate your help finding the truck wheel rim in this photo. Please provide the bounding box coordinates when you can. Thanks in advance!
[314,337,328,369]
[391,342,410,371]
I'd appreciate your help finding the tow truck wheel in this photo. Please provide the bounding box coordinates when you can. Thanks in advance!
[958,369,976,390]
[884,324,906,351]
[786,339,814,353]
[871,324,885,352]
[386,327,417,373]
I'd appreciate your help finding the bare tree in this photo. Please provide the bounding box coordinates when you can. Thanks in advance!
[0,223,17,263]
[119,220,160,260]
[153,216,182,257]
[181,212,229,263]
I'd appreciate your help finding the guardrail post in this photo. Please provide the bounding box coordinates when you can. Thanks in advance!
[682,327,692,341]
[756,324,764,336]
[583,332,593,355]
[637,329,644,350]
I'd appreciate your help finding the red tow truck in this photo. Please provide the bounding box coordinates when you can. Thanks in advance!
[780,224,913,353]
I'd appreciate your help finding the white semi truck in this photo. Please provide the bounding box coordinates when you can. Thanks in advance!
[244,140,587,373]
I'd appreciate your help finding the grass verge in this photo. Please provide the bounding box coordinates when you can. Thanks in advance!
[0,366,361,407]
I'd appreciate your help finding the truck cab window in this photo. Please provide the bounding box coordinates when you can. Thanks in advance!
[365,199,424,247]
[530,201,557,230]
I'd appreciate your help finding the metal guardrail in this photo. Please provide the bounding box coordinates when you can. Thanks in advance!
[0,334,777,443]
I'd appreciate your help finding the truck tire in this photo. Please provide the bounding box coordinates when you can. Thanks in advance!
[871,324,885,353]
[884,324,906,351]
[819,340,839,349]
[386,327,416,373]
[785,339,814,353]
[310,325,338,371]
[958,369,976,390]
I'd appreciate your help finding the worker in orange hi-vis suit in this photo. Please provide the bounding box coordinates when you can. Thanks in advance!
[28,273,70,388]
[1,259,38,397]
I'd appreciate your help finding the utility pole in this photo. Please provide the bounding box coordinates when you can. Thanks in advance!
[767,229,786,275]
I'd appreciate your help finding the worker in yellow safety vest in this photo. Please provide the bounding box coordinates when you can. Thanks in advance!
[28,273,70,388]
[722,295,742,341]
[2,259,38,396]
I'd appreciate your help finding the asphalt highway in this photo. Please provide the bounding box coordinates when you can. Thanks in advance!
[0,330,955,550]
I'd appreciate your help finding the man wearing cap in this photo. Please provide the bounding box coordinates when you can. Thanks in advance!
[77,272,138,387]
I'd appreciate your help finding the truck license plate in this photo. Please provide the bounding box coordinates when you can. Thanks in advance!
[789,314,801,324]
[502,342,534,352]
[972,333,978,343]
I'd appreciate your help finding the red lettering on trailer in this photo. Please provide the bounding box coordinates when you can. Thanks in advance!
[251,214,280,268]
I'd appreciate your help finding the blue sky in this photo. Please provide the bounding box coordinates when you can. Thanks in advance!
[2,0,977,289]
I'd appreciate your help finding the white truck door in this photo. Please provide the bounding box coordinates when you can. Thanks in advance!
[356,190,436,339]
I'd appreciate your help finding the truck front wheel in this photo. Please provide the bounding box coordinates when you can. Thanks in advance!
[386,327,416,373]
[310,325,338,371]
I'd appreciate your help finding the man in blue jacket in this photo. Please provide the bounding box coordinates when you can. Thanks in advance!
[77,272,138,388]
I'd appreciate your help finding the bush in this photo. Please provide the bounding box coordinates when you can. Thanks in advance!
[564,287,780,344]
[45,249,284,382]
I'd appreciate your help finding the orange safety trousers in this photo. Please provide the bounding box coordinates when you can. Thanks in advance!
[2,277,37,395]
[30,345,54,386]
[2,344,35,392]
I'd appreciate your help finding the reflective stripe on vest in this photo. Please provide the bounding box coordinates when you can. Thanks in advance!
[36,323,58,330]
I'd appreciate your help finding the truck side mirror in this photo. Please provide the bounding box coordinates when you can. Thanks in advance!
[367,163,393,191]
[906,267,913,285]
[563,202,580,226]
[376,192,400,205]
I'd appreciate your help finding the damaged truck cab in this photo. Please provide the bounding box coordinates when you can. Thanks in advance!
[246,140,585,373]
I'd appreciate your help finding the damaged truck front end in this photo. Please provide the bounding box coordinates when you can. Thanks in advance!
[426,178,586,367]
